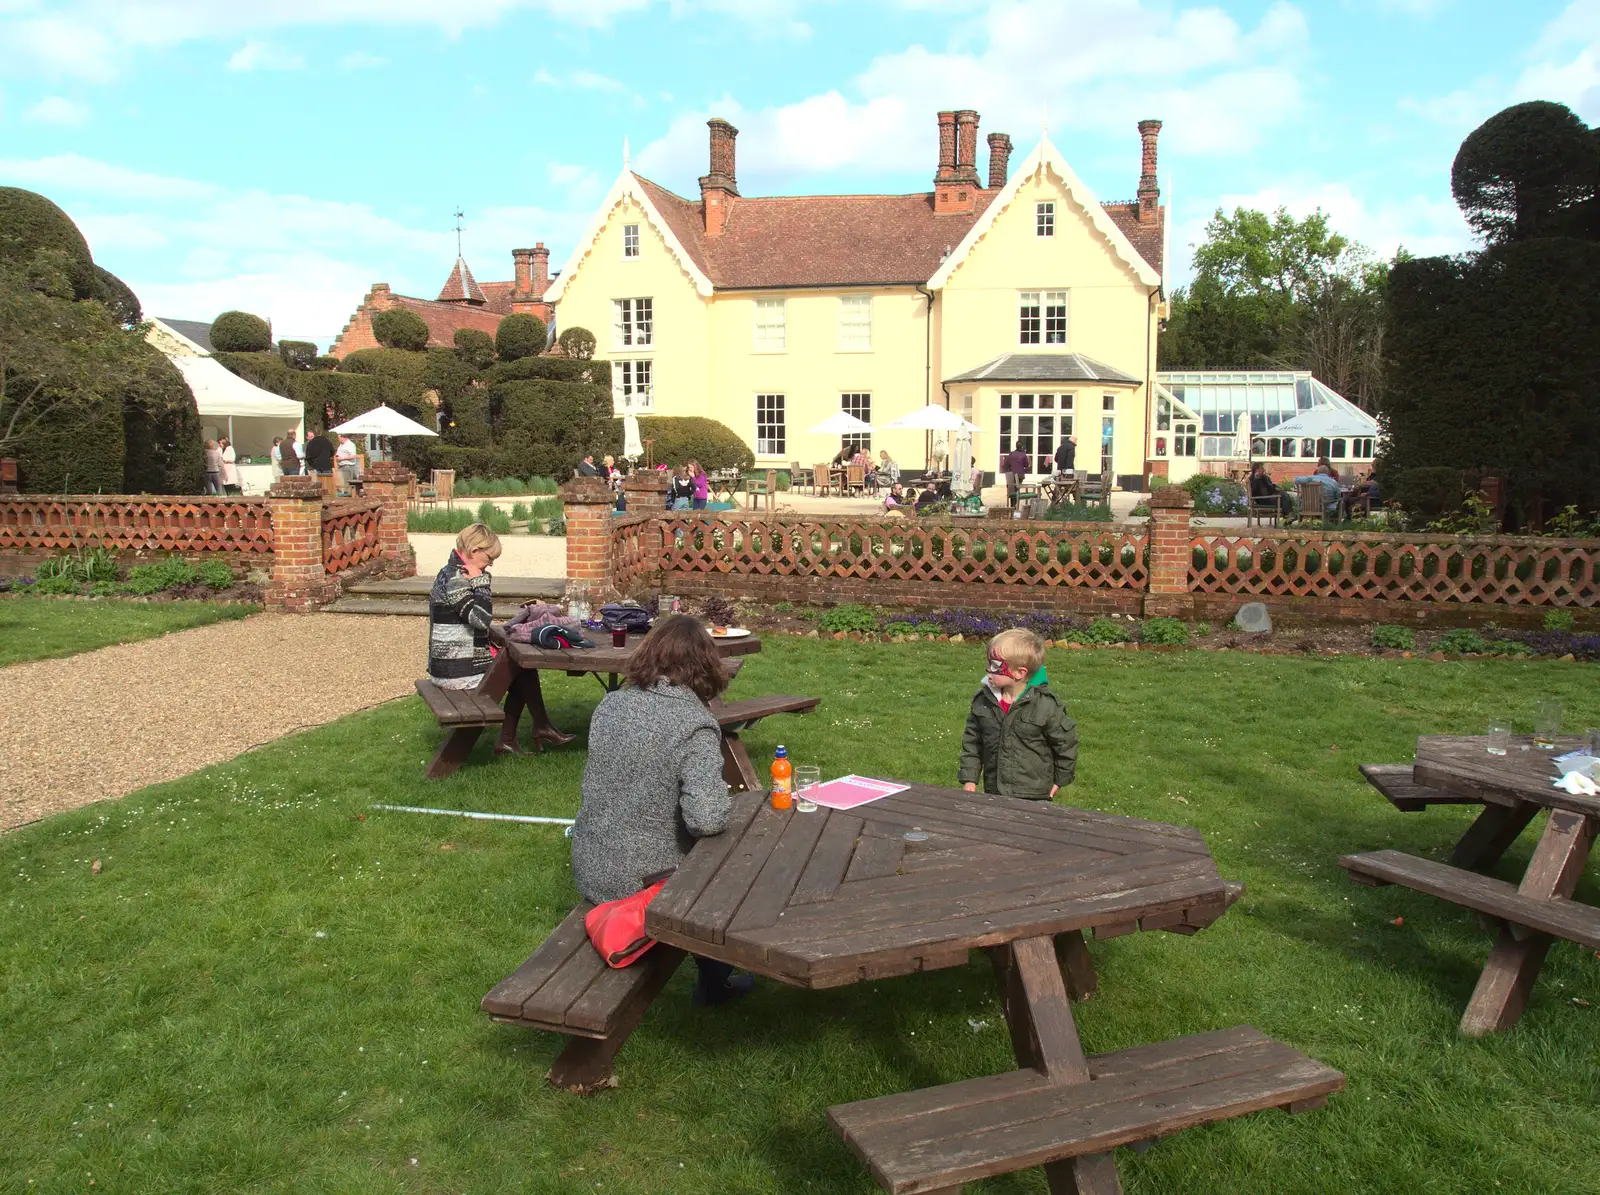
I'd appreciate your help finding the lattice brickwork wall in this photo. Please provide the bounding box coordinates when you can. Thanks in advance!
[0,496,274,556]
[321,499,384,575]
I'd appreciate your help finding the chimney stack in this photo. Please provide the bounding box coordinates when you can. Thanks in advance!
[530,242,550,296]
[987,132,1012,190]
[1137,119,1162,224]
[699,117,740,236]
[955,110,981,186]
[512,248,532,295]
[934,111,959,186]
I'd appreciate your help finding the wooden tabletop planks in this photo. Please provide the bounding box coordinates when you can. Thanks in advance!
[1413,734,1600,818]
[506,632,762,674]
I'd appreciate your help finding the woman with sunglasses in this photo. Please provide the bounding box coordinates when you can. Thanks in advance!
[958,628,1077,800]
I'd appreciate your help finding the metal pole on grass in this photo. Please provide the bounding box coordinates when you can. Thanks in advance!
[371,803,575,827]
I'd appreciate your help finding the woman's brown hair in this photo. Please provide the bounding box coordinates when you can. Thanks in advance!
[625,613,728,703]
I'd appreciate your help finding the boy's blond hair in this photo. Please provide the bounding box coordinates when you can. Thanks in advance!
[989,628,1045,676]
[455,522,503,560]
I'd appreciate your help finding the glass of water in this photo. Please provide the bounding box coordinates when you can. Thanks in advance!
[793,766,821,813]
[1533,701,1563,749]
[1486,722,1511,756]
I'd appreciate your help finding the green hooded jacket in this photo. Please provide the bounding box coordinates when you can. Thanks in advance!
[957,667,1078,800]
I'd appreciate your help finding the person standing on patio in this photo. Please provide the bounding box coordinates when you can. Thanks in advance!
[1054,435,1077,474]
[571,614,754,1006]
[427,523,575,756]
[1003,445,1029,506]
[959,628,1077,801]
[219,438,241,495]
[202,439,224,495]
[335,434,360,491]
[304,427,334,476]
[280,430,302,476]
[689,460,708,510]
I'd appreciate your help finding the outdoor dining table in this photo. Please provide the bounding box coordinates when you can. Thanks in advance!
[1342,734,1600,1035]
[424,625,762,779]
[1043,473,1078,505]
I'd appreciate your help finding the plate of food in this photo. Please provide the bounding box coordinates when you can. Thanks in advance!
[709,625,751,639]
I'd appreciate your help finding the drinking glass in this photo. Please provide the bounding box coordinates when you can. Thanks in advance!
[1533,701,1562,749]
[611,627,628,648]
[1587,728,1600,757]
[794,766,821,813]
[1486,722,1511,756]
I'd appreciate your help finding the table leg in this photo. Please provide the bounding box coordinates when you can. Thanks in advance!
[721,731,764,794]
[1450,802,1539,871]
[545,946,686,1093]
[427,652,514,780]
[1055,930,1098,1001]
[987,937,1122,1195]
[1460,810,1596,1037]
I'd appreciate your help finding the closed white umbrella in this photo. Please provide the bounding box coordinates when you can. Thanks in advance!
[951,432,974,496]
[331,403,438,437]
[884,404,980,432]
[806,411,875,436]
[623,412,644,460]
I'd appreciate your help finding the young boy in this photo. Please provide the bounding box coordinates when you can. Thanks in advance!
[958,628,1077,800]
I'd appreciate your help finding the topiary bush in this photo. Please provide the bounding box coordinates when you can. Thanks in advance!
[312,355,339,371]
[371,307,430,351]
[606,416,753,473]
[557,326,596,360]
[278,340,318,370]
[91,265,142,326]
[495,313,547,362]
[454,327,496,370]
[0,187,95,299]
[121,343,205,494]
[1139,618,1190,647]
[209,311,272,353]
[1392,467,1466,528]
[484,356,611,387]
[211,351,294,396]
[1372,624,1416,651]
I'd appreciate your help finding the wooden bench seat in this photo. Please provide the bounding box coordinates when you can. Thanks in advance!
[711,694,821,731]
[415,678,504,727]
[1340,849,1600,949]
[828,1026,1343,1194]
[482,903,685,1092]
[1361,764,1482,812]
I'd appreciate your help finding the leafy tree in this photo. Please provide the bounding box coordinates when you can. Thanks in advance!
[453,327,496,370]
[1452,101,1600,246]
[495,312,547,362]
[0,187,95,300]
[371,307,430,351]
[210,310,272,353]
[91,266,142,326]
[557,325,596,360]
[278,340,318,370]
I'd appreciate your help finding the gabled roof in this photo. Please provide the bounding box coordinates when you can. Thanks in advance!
[546,170,715,303]
[945,352,1142,385]
[928,135,1162,291]
[437,257,487,305]
[156,317,215,353]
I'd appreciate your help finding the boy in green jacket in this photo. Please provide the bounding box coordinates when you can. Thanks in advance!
[959,628,1077,800]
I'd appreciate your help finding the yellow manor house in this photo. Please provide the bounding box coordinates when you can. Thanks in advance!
[548,109,1170,488]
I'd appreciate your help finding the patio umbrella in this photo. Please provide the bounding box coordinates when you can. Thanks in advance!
[1271,405,1377,439]
[951,431,974,496]
[883,404,980,432]
[331,404,438,437]
[806,411,875,436]
[622,412,644,461]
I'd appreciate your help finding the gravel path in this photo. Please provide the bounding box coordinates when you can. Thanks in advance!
[0,613,426,832]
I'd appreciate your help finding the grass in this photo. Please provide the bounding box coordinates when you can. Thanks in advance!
[455,476,560,497]
[0,596,254,667]
[2,642,1599,1193]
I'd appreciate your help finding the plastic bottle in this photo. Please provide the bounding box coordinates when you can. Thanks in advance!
[770,746,793,811]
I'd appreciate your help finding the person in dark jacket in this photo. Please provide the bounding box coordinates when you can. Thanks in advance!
[959,628,1077,800]
[1003,447,1030,506]
[1054,436,1077,474]
[571,615,753,1006]
[1249,462,1292,515]
[304,428,334,475]
[280,430,302,476]
[427,523,574,755]
[576,453,602,478]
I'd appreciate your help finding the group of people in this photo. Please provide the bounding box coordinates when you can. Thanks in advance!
[262,428,364,490]
[828,445,900,492]
[1002,435,1079,507]
[1248,458,1380,520]
[424,518,1080,1007]
[201,438,241,495]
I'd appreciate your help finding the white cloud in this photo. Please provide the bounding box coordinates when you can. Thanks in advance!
[569,69,625,92]
[227,40,305,71]
[1398,87,1491,129]
[1516,1,1600,120]
[0,153,219,200]
[532,66,559,86]
[23,95,91,125]
[339,50,385,69]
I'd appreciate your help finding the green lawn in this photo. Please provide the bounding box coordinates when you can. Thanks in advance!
[2,641,1598,1194]
[0,596,255,667]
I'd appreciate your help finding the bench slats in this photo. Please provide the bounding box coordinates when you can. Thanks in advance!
[710,694,821,729]
[1339,849,1600,949]
[829,1027,1344,1194]
[1361,764,1482,812]
[480,904,595,1025]
[415,679,504,727]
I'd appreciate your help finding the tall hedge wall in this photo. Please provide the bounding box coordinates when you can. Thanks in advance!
[15,382,124,493]
[0,187,95,300]
[484,356,610,387]
[493,377,612,478]
[607,416,754,472]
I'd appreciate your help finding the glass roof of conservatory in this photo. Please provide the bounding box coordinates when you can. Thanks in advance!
[1153,370,1377,438]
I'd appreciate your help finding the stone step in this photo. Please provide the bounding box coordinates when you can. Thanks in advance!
[324,598,530,618]
[343,575,566,601]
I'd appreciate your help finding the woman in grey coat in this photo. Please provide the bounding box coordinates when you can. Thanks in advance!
[571,615,753,1006]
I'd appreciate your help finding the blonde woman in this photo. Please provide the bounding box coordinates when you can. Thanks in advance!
[427,523,574,754]
[202,439,224,495]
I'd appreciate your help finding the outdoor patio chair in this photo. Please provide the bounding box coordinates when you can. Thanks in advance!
[431,469,455,510]
[789,461,813,491]
[1246,492,1282,528]
[845,464,866,495]
[1295,480,1334,526]
[812,464,834,496]
[1078,472,1106,505]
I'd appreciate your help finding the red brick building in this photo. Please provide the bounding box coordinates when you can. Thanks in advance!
[329,245,555,358]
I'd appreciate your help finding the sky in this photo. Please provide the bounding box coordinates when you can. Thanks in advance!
[0,0,1594,349]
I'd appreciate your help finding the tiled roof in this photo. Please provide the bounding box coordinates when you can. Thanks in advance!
[632,175,1162,290]
[393,295,503,347]
[945,352,1142,385]
[158,318,216,352]
[478,281,516,315]
[437,257,487,304]
[635,176,999,289]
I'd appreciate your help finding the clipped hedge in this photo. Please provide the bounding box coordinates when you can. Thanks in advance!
[557,326,596,360]
[210,311,272,353]
[91,265,142,326]
[371,307,430,351]
[484,355,610,387]
[0,187,95,300]
[495,313,547,362]
[606,416,753,472]
[278,340,317,370]
[494,377,612,478]
[16,381,123,493]
[1391,467,1466,527]
[454,327,496,370]
[121,344,205,494]
[212,351,295,397]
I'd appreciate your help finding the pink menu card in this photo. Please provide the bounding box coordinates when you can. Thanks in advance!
[803,775,909,811]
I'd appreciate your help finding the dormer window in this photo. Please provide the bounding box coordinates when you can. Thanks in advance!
[1036,203,1054,236]
[623,224,640,258]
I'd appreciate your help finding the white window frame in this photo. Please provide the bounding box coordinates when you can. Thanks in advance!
[611,297,653,350]
[1018,291,1041,345]
[1044,290,1068,345]
[622,223,640,259]
[840,393,871,452]
[754,297,786,353]
[1036,202,1055,237]
[837,295,872,352]
[612,359,653,413]
[755,393,786,455]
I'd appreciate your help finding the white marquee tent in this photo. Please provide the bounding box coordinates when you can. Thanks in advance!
[168,356,304,495]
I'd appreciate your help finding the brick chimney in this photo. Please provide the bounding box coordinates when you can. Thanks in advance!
[1137,119,1162,224]
[955,110,981,186]
[934,111,959,187]
[934,110,977,214]
[987,132,1012,190]
[511,243,552,303]
[699,117,740,236]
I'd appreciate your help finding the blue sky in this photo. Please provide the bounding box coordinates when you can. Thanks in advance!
[1,0,1594,348]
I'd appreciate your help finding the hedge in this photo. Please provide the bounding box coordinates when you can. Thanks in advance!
[454,327,496,370]
[493,377,612,478]
[0,187,95,300]
[121,344,204,494]
[556,326,596,360]
[278,340,318,370]
[371,307,430,351]
[442,387,493,448]
[483,356,611,387]
[16,381,123,493]
[210,311,272,353]
[211,351,295,397]
[393,442,499,481]
[92,265,142,327]
[495,313,547,362]
[606,416,753,472]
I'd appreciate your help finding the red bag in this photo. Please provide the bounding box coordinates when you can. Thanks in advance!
[584,879,668,968]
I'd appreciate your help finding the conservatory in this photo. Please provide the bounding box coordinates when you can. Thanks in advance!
[1151,371,1379,482]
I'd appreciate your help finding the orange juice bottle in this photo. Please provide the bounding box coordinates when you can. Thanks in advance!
[770,746,793,811]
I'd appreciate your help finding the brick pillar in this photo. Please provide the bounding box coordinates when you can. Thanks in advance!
[562,477,616,599]
[1143,483,1194,619]
[623,470,670,513]
[266,475,338,613]
[362,460,416,577]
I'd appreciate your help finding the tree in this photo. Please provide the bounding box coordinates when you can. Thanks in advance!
[278,340,318,370]
[453,327,496,370]
[496,312,547,362]
[210,310,272,353]
[91,266,142,327]
[557,325,596,360]
[1452,101,1600,246]
[0,187,95,300]
[371,307,430,351]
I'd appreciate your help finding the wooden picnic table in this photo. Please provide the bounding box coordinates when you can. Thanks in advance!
[1342,734,1600,1035]
[423,626,762,779]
